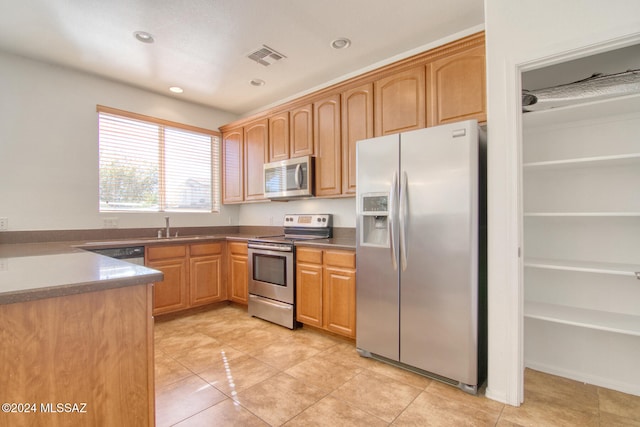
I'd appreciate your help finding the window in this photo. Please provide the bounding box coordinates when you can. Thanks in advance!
[97,105,220,212]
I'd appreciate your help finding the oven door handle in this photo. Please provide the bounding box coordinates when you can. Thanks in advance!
[248,244,293,252]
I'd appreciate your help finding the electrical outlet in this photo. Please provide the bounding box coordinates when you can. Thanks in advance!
[102,217,118,228]
[0,217,8,231]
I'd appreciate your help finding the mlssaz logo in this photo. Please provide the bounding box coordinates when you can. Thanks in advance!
[40,403,87,413]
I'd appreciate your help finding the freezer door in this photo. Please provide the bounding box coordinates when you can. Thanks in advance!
[356,134,400,361]
[399,120,479,385]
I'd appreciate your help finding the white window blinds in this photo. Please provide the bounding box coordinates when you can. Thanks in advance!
[97,105,220,213]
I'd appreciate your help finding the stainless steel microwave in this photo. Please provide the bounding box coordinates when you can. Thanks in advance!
[264,155,314,199]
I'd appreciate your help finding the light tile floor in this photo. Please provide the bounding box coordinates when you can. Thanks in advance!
[155,303,640,426]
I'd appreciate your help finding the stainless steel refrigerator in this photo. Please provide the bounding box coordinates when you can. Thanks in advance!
[355,119,486,394]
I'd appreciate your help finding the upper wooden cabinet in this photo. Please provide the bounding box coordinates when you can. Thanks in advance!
[341,82,374,195]
[374,66,426,136]
[268,112,289,162]
[244,119,268,201]
[219,32,485,203]
[427,44,486,126]
[290,104,314,157]
[222,127,244,204]
[313,94,342,197]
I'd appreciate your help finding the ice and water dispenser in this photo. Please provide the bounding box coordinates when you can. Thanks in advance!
[359,193,390,247]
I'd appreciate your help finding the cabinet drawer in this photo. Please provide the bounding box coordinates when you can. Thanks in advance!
[324,250,356,269]
[147,245,187,261]
[228,241,248,255]
[190,242,223,257]
[296,247,323,264]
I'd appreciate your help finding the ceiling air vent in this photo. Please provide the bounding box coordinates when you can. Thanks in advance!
[247,45,286,67]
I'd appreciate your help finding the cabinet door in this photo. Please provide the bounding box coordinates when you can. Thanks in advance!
[426,45,486,126]
[313,94,342,197]
[190,254,224,306]
[269,112,290,162]
[290,104,313,157]
[374,66,426,136]
[244,119,268,201]
[222,128,244,203]
[324,266,356,338]
[296,262,323,327]
[228,241,248,304]
[342,83,373,195]
[148,258,188,315]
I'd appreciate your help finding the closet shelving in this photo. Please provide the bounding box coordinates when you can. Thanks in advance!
[522,93,640,395]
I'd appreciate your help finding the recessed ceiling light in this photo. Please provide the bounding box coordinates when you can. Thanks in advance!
[331,37,351,49]
[134,31,154,43]
[250,79,265,87]
[169,86,183,93]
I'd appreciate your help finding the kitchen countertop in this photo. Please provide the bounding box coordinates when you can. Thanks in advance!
[294,237,356,251]
[0,249,163,305]
[0,232,355,306]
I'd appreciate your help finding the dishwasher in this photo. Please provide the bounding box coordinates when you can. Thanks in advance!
[88,246,145,265]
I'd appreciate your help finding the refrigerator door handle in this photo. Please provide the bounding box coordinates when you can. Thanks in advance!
[389,171,398,271]
[399,171,408,271]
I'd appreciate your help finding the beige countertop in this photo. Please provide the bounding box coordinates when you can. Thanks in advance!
[0,232,355,306]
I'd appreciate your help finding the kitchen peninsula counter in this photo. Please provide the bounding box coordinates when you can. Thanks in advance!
[0,241,159,426]
[0,243,163,305]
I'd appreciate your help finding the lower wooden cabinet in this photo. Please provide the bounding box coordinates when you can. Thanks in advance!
[227,242,249,305]
[147,242,225,315]
[146,245,189,315]
[296,247,356,338]
[189,243,225,307]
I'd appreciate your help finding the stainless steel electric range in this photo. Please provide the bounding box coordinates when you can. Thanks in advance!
[247,214,332,329]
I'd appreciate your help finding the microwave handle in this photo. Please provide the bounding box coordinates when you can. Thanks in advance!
[294,164,302,189]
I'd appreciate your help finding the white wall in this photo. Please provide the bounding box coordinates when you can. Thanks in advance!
[0,51,239,231]
[484,0,640,405]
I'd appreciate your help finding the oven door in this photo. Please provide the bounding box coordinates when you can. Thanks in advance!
[248,245,294,304]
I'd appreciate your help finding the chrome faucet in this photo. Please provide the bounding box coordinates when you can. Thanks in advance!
[165,216,170,238]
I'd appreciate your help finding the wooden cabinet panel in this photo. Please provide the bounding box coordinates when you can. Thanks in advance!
[228,242,248,305]
[269,112,290,162]
[147,242,224,314]
[0,285,154,426]
[427,45,486,126]
[324,266,356,338]
[297,247,323,264]
[244,119,268,201]
[190,242,223,257]
[374,66,426,136]
[222,128,244,204]
[190,254,224,306]
[290,104,313,157]
[148,257,188,315]
[296,261,324,327]
[296,247,356,338]
[342,83,373,195]
[324,250,356,269]
[147,244,187,261]
[313,94,342,197]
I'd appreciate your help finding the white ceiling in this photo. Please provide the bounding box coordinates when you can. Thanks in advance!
[0,0,484,115]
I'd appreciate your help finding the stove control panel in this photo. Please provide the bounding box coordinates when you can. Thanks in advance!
[283,214,332,228]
